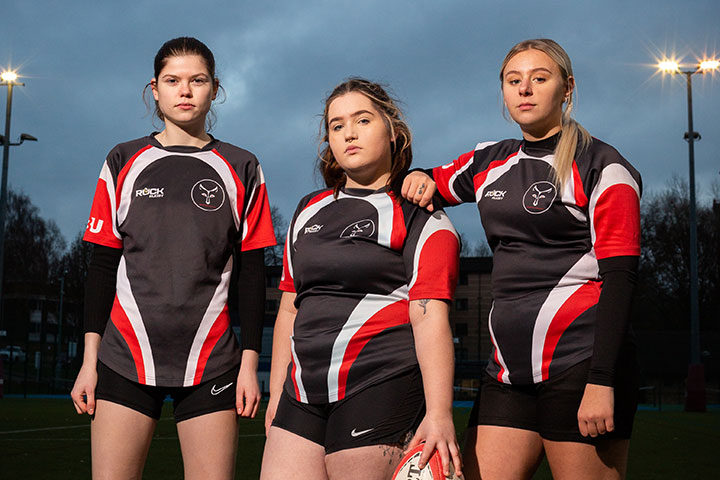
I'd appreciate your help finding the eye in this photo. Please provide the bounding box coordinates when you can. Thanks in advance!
[331,123,343,132]
[533,76,546,83]
[358,118,370,125]
[192,77,208,85]
[506,78,520,85]
[165,77,178,85]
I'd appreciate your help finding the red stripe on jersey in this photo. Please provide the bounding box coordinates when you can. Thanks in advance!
[571,162,588,208]
[306,189,335,209]
[493,340,505,383]
[290,358,301,401]
[241,182,277,251]
[83,177,122,248]
[279,229,295,292]
[336,300,408,400]
[110,296,146,384]
[593,184,640,259]
[409,230,459,300]
[433,150,475,205]
[540,281,601,381]
[390,197,406,250]
[212,149,247,229]
[192,304,231,384]
[472,151,519,195]
[115,144,153,208]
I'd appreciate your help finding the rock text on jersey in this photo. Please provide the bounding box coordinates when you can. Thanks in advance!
[135,187,165,198]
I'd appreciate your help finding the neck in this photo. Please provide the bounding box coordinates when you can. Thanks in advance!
[344,171,391,191]
[155,121,211,148]
[521,124,562,142]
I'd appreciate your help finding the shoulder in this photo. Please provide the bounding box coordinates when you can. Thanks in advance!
[104,136,155,170]
[468,138,524,169]
[579,138,642,193]
[293,188,335,216]
[212,140,260,167]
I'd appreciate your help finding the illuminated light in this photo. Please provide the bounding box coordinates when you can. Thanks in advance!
[699,60,720,71]
[658,60,680,73]
[0,71,18,82]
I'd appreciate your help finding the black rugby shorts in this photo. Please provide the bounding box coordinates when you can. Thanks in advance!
[272,366,425,453]
[95,361,239,422]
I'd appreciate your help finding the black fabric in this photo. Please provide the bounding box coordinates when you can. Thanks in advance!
[588,256,639,386]
[234,246,265,352]
[83,244,122,335]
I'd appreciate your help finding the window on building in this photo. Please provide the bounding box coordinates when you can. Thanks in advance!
[455,322,468,336]
[458,272,468,285]
[266,275,280,287]
[265,299,278,313]
[455,298,469,311]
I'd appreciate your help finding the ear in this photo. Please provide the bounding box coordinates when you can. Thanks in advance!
[150,79,159,101]
[565,76,576,102]
[212,79,219,101]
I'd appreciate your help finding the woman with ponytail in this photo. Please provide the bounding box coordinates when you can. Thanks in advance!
[402,39,641,479]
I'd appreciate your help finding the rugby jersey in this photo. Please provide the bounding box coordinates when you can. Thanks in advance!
[83,135,276,387]
[432,134,641,385]
[279,187,459,404]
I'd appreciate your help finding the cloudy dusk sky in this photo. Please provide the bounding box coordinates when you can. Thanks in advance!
[2,0,719,248]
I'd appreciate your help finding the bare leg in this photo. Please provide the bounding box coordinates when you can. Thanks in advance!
[463,425,544,480]
[544,438,629,480]
[260,426,329,480]
[91,399,157,480]
[326,444,405,480]
[176,409,238,480]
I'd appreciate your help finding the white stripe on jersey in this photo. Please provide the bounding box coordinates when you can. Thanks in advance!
[487,302,510,384]
[116,257,156,385]
[336,190,396,248]
[327,285,409,402]
[292,194,336,245]
[183,255,233,386]
[472,149,523,203]
[117,148,243,230]
[99,162,122,241]
[407,211,458,291]
[587,163,641,245]
[442,141,496,204]
[530,252,598,383]
[560,166,588,223]
[290,336,308,403]
[241,164,265,242]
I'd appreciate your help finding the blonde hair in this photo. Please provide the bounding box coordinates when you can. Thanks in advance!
[500,39,592,189]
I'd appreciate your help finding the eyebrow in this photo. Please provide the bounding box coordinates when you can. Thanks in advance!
[328,109,375,124]
[504,67,553,77]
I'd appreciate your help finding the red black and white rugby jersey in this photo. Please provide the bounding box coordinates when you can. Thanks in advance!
[83,135,276,387]
[279,187,459,404]
[432,134,641,385]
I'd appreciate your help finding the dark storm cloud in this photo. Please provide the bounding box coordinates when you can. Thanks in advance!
[1,0,719,245]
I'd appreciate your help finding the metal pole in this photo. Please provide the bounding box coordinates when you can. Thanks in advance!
[684,70,705,412]
[0,82,13,332]
[54,274,65,391]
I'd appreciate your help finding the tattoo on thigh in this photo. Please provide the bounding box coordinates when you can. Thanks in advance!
[419,299,430,314]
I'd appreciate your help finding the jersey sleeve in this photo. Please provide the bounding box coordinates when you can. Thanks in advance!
[278,221,295,292]
[239,158,276,251]
[586,149,642,260]
[83,150,123,249]
[403,208,460,301]
[431,150,478,206]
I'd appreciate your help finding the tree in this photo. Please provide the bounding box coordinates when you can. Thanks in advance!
[265,205,288,266]
[458,232,492,257]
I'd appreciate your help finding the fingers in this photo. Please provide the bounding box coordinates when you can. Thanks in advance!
[435,443,451,477]
[417,441,434,470]
[401,172,436,210]
[86,390,96,415]
[449,441,463,478]
[578,416,612,438]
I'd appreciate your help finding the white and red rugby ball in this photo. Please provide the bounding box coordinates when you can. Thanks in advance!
[392,444,461,480]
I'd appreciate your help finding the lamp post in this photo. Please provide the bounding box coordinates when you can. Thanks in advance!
[0,70,36,333]
[657,57,719,412]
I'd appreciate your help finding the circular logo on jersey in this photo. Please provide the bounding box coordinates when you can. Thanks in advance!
[522,181,557,214]
[340,219,376,238]
[191,179,226,211]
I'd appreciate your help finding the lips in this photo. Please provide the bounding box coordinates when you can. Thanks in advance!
[345,145,361,154]
[177,103,195,110]
[518,103,535,111]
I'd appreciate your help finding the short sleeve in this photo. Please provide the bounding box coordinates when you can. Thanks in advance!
[403,209,460,301]
[240,161,276,251]
[83,155,122,249]
[278,222,295,292]
[432,150,477,206]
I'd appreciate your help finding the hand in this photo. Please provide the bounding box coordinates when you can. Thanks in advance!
[577,383,615,437]
[401,171,436,211]
[70,363,98,415]
[406,412,462,478]
[264,395,281,436]
[236,362,261,418]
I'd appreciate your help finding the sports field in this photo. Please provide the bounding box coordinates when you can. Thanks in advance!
[0,398,718,479]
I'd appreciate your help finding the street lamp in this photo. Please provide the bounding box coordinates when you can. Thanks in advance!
[656,56,719,412]
[1,69,36,333]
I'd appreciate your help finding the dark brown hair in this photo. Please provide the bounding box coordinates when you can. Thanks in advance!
[143,37,221,130]
[318,78,412,197]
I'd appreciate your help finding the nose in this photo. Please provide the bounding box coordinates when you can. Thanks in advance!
[344,123,357,141]
[180,80,192,97]
[519,77,532,96]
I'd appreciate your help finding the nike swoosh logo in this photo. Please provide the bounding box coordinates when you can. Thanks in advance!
[210,382,234,395]
[350,427,374,437]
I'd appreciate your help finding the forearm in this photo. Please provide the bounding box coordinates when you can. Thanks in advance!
[81,332,102,367]
[410,299,455,416]
[268,292,297,398]
[235,247,266,352]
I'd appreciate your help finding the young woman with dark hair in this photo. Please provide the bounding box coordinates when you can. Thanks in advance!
[260,78,462,480]
[70,37,276,479]
[402,39,642,480]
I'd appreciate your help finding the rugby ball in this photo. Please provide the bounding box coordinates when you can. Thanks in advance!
[392,443,461,479]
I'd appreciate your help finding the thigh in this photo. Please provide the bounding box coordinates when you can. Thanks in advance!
[544,438,630,480]
[91,399,157,480]
[172,365,239,422]
[326,444,405,480]
[325,367,425,454]
[463,425,544,480]
[260,426,329,480]
[176,409,238,480]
